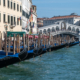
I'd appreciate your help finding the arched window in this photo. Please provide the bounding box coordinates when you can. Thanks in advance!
[72,27,75,32]
[52,27,55,32]
[68,26,71,30]
[56,26,59,31]
[76,28,79,33]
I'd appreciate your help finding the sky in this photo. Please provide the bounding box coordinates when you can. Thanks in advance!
[32,0,80,18]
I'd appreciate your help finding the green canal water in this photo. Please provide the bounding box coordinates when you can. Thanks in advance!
[0,45,80,80]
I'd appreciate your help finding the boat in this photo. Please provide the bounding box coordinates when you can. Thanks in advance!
[0,46,27,68]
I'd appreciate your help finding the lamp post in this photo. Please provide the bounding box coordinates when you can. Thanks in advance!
[4,22,8,32]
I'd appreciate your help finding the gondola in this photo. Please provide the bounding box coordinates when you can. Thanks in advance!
[0,46,27,68]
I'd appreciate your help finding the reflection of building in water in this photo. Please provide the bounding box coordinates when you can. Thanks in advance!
[43,13,80,26]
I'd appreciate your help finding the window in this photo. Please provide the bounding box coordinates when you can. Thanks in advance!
[11,16,13,25]
[8,0,9,8]
[11,1,12,9]
[17,18,19,25]
[26,13,28,18]
[17,4,19,11]
[20,19,22,26]
[8,15,10,23]
[0,13,1,22]
[12,3,14,9]
[0,0,1,5]
[3,14,6,23]
[14,3,15,10]
[20,6,22,12]
[9,1,10,8]
[14,17,15,24]
[22,10,25,16]
[3,0,5,6]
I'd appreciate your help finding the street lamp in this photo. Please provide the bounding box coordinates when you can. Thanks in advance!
[4,22,8,31]
[9,22,16,31]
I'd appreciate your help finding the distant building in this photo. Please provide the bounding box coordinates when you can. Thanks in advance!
[43,13,80,26]
[37,18,48,27]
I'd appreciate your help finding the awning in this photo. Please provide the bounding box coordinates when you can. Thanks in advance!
[7,31,26,37]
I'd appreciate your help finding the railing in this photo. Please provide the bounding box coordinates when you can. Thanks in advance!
[50,30,78,36]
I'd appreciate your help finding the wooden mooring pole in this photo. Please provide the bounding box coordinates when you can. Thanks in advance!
[0,31,2,50]
[5,32,8,56]
[8,35,10,52]
[13,34,15,55]
[16,35,20,53]
[23,34,25,48]
[28,34,29,51]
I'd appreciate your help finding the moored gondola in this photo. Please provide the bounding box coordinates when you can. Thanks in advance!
[0,46,28,68]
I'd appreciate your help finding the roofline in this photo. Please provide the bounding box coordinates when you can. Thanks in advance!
[44,15,80,21]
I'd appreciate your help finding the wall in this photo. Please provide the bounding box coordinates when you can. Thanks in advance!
[0,0,22,39]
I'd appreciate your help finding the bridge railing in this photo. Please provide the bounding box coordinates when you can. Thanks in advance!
[50,29,78,36]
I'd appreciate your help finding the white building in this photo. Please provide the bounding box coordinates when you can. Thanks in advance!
[0,0,22,39]
[32,5,37,34]
[43,13,80,27]
[18,0,37,34]
[18,0,32,34]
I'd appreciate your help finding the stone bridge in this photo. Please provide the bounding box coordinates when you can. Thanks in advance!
[38,21,80,38]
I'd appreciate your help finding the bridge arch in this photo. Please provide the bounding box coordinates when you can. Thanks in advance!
[68,26,71,31]
[43,29,47,34]
[47,28,51,33]
[56,26,59,31]
[72,27,75,32]
[52,27,55,32]
[61,22,66,30]
[76,28,79,33]
[39,30,42,34]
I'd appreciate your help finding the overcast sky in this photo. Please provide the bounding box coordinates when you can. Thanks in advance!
[32,0,80,18]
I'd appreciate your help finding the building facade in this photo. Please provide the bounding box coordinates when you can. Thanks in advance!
[0,0,22,38]
[43,13,80,27]
[32,5,37,34]
[19,0,32,34]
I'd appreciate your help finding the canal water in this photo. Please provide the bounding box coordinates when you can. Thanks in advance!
[0,44,80,80]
